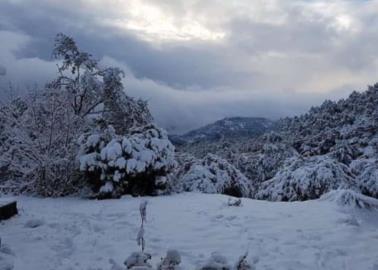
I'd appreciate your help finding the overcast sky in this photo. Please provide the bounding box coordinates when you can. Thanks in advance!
[1,0,378,133]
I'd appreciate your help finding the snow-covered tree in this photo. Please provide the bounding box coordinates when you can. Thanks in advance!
[51,33,103,117]
[0,33,166,197]
[354,160,378,199]
[78,124,176,198]
[0,88,85,196]
[169,153,253,198]
[320,189,378,209]
[101,68,152,133]
[256,156,356,201]
[51,33,153,131]
[175,83,378,202]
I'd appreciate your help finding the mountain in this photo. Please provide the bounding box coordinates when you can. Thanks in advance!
[169,117,274,145]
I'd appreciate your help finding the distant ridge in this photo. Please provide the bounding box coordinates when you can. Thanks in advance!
[169,117,274,145]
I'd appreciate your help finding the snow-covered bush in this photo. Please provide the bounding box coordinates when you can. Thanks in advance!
[157,250,182,270]
[330,140,361,165]
[230,140,298,184]
[170,153,253,198]
[320,189,378,209]
[256,156,356,201]
[78,124,176,198]
[125,252,152,269]
[354,161,378,199]
[227,198,242,207]
[0,89,86,196]
[176,134,298,190]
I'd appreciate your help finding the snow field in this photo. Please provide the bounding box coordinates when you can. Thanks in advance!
[1,193,378,270]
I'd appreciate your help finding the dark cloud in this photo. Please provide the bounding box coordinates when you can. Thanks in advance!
[0,1,249,89]
[0,0,377,133]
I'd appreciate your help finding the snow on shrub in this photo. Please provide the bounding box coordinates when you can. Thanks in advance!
[79,124,176,198]
[170,153,253,198]
[230,140,298,185]
[353,160,378,199]
[157,250,182,270]
[0,91,86,197]
[124,252,152,269]
[256,156,355,201]
[320,189,378,209]
[227,197,242,207]
[330,140,361,165]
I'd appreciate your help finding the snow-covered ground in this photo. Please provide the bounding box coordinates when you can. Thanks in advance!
[1,193,378,270]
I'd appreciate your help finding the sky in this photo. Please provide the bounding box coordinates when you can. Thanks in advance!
[1,0,378,133]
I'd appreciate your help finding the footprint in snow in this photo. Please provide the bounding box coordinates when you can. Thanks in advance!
[24,218,45,228]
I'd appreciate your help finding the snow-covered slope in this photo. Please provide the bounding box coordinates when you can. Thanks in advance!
[1,193,378,270]
[170,117,274,145]
[175,84,378,201]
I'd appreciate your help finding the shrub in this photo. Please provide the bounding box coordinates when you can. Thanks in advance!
[170,153,253,198]
[78,124,176,198]
[256,156,356,201]
[157,250,182,270]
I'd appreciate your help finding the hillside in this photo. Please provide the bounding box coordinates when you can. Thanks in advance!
[169,117,274,145]
[173,84,378,201]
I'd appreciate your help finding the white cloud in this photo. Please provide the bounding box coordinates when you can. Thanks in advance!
[101,56,339,133]
[0,31,56,85]
[70,0,226,43]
